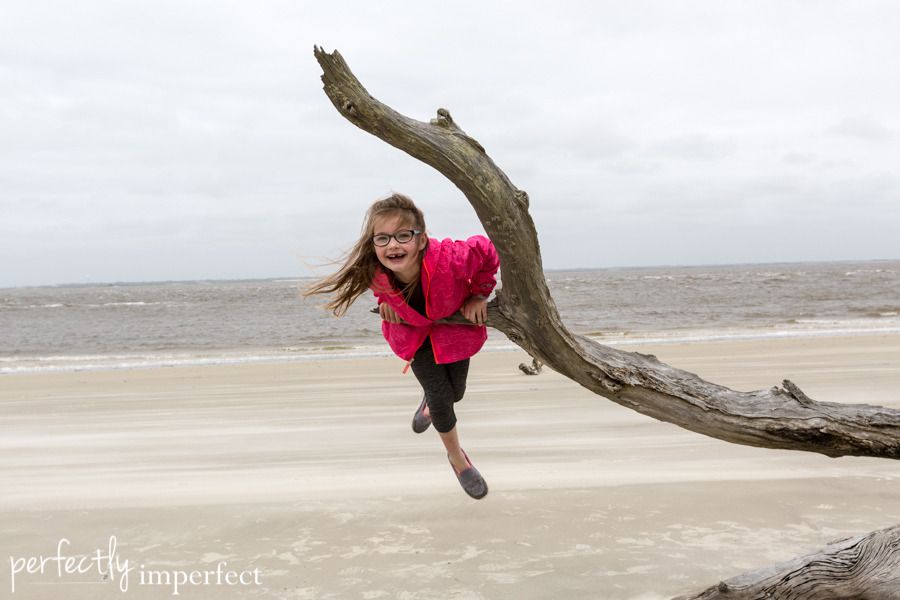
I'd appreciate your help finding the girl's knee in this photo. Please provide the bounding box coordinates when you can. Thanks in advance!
[432,413,457,433]
[426,399,457,433]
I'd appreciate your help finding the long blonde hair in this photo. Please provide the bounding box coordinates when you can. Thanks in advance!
[303,193,427,316]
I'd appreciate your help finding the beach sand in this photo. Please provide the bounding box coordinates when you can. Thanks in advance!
[1,334,899,599]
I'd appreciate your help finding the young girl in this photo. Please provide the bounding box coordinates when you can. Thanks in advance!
[304,193,500,499]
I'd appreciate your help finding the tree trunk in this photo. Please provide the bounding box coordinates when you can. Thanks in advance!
[313,45,900,461]
[673,524,900,600]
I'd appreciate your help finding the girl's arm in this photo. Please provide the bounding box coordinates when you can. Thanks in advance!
[451,235,500,299]
[461,236,498,324]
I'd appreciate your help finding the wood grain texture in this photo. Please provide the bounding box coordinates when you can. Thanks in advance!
[673,525,900,600]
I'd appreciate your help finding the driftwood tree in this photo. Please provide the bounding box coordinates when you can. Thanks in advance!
[314,46,900,599]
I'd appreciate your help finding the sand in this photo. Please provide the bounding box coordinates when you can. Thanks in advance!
[1,334,899,599]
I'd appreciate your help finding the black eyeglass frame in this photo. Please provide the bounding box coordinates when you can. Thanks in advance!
[372,229,422,247]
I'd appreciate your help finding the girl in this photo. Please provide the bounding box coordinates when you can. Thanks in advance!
[304,193,500,499]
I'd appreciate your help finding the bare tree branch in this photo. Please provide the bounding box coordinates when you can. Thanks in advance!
[315,44,900,460]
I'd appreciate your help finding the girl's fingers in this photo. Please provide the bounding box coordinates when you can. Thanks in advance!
[463,302,487,324]
[381,305,401,323]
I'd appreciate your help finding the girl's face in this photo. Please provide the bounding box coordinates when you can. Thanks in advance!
[372,213,427,283]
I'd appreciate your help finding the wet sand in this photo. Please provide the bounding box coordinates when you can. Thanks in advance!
[1,334,898,599]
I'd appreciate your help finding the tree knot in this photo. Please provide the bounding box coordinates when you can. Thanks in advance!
[782,379,814,406]
[592,372,623,393]
[515,189,530,208]
[431,108,454,127]
[518,357,543,376]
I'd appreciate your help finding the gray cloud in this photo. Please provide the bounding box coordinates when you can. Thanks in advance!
[829,116,893,142]
[651,134,737,160]
[2,0,899,287]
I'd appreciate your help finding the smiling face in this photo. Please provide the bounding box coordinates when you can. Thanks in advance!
[372,213,427,284]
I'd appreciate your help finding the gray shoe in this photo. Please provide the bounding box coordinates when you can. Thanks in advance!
[449,450,488,500]
[411,395,432,433]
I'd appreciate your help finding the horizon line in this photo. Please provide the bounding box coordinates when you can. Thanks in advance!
[3,256,899,291]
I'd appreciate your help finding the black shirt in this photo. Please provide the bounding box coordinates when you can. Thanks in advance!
[406,278,430,348]
[407,278,426,317]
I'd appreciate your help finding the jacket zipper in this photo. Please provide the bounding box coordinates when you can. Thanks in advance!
[402,257,435,373]
[421,257,442,364]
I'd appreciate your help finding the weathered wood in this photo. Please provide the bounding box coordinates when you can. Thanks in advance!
[673,524,900,600]
[318,45,900,460]
[518,357,543,376]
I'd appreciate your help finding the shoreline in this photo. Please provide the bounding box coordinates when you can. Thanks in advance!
[4,325,900,376]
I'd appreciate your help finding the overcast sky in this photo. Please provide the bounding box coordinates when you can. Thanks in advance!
[2,1,898,287]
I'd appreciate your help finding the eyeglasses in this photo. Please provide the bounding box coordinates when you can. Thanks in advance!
[372,229,421,247]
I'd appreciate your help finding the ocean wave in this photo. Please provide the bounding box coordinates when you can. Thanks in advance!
[22,303,67,309]
[845,268,894,276]
[97,301,162,307]
[16,301,167,309]
[0,347,395,375]
[587,324,900,346]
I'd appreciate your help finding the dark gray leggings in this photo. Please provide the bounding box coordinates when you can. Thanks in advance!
[410,339,470,433]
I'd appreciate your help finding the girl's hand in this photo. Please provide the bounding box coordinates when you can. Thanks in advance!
[379,303,403,324]
[461,296,488,325]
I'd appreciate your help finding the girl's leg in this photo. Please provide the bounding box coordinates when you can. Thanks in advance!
[419,356,468,417]
[410,342,459,433]
[438,357,471,472]
[437,426,469,473]
[410,344,471,472]
[445,358,469,403]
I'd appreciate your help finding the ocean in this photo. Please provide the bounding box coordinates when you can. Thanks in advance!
[2,260,899,374]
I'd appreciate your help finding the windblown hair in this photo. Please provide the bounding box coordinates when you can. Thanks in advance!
[303,193,427,316]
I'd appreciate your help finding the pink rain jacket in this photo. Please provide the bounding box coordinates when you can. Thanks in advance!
[371,235,500,365]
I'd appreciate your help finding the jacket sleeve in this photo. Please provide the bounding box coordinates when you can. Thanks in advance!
[451,235,500,298]
[370,271,392,306]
